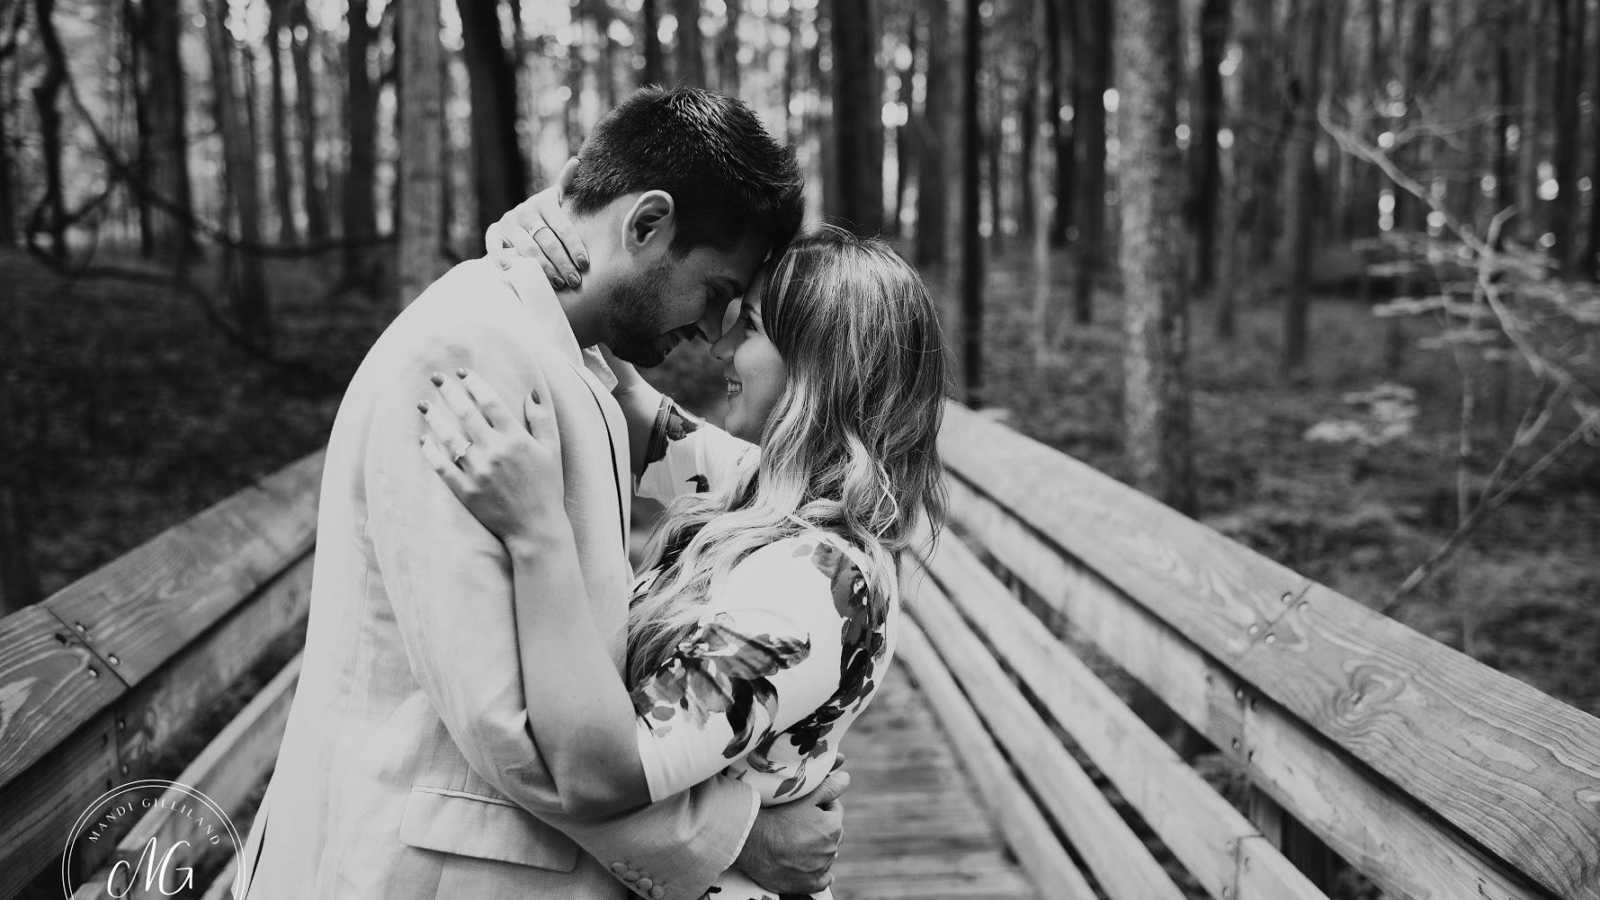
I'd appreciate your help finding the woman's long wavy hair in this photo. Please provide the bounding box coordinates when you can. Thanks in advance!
[625,227,948,686]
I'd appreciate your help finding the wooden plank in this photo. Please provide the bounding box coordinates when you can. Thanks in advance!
[200,854,238,900]
[43,453,323,688]
[75,656,300,900]
[914,538,1326,900]
[894,619,1099,900]
[0,605,127,788]
[61,557,313,886]
[0,712,119,900]
[938,402,1600,899]
[905,570,1187,900]
[116,556,311,775]
[834,663,1040,899]
[942,473,1553,900]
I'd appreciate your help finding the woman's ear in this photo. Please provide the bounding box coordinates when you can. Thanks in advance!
[622,190,676,252]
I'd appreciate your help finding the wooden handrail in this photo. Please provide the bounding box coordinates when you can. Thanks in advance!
[935,400,1600,900]
[0,453,322,900]
[0,453,321,787]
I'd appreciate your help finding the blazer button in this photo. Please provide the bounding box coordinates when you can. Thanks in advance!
[636,877,654,891]
[649,887,665,899]
[624,868,640,881]
[610,862,628,875]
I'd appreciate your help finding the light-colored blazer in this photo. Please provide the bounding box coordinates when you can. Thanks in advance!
[239,259,759,900]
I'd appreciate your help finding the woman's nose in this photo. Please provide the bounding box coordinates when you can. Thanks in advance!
[710,328,739,362]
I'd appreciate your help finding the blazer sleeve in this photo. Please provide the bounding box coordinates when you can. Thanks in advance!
[363,315,759,900]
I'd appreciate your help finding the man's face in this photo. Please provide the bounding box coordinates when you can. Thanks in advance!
[603,234,769,368]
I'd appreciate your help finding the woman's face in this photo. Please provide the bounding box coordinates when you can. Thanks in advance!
[711,269,787,443]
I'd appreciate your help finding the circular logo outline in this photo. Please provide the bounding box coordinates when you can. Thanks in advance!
[61,778,246,899]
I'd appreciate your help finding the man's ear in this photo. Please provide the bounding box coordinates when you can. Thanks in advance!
[622,191,676,253]
[556,157,580,203]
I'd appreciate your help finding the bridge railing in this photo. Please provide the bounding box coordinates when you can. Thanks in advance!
[901,401,1600,900]
[4,402,1598,899]
[0,455,322,899]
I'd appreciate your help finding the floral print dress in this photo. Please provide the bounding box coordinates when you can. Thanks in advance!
[629,400,898,900]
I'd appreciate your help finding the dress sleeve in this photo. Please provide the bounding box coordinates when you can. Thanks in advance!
[629,537,851,801]
[635,397,758,506]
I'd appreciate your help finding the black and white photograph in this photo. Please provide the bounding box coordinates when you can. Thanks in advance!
[0,0,1597,898]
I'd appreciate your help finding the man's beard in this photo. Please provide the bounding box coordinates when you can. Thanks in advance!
[604,259,673,367]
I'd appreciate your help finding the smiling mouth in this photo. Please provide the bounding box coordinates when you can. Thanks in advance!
[725,378,742,399]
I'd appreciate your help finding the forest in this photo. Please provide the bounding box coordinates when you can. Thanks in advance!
[0,0,1597,723]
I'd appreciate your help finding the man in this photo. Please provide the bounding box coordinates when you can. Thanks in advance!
[240,88,843,900]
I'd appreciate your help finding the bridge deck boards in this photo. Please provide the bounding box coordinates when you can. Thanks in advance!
[832,663,1039,900]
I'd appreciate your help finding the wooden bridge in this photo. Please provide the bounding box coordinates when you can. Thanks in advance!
[3,403,1597,899]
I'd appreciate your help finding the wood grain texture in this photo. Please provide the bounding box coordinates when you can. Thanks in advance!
[0,605,126,787]
[942,451,1558,900]
[938,401,1600,899]
[0,711,119,899]
[894,618,1098,900]
[115,557,311,776]
[814,664,1042,900]
[903,563,1189,900]
[75,656,300,900]
[911,538,1326,900]
[59,558,313,886]
[42,452,322,687]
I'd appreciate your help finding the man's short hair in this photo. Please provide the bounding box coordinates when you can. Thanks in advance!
[566,87,804,258]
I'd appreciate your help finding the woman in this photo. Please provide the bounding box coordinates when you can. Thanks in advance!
[418,226,946,899]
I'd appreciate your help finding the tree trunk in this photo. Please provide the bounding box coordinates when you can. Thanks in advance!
[459,0,528,235]
[960,0,983,402]
[1588,0,1600,279]
[1347,0,1383,239]
[1018,15,1037,241]
[31,0,66,259]
[1235,0,1280,271]
[986,106,1001,249]
[641,0,665,85]
[915,0,950,266]
[267,0,300,243]
[205,0,272,342]
[1550,0,1585,273]
[291,0,328,241]
[0,74,10,246]
[1071,0,1110,325]
[1392,0,1430,237]
[1516,3,1546,247]
[1029,0,1055,363]
[344,0,380,282]
[595,1,619,108]
[827,0,883,235]
[674,0,704,86]
[1116,0,1194,514]
[126,0,194,261]
[397,0,447,309]
[1043,0,1073,248]
[0,2,16,245]
[1189,0,1230,295]
[892,5,919,238]
[718,0,741,94]
[1280,0,1332,375]
[0,355,39,614]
